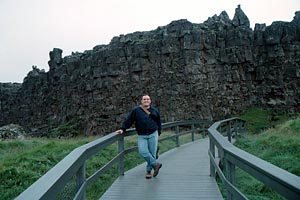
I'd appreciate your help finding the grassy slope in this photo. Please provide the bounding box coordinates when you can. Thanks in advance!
[0,135,144,200]
[233,108,300,199]
[0,137,94,199]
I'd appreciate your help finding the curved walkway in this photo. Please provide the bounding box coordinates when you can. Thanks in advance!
[100,138,223,200]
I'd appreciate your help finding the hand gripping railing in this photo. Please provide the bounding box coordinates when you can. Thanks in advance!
[16,120,210,200]
[208,117,300,200]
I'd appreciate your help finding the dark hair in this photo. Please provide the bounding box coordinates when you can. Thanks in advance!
[141,94,151,100]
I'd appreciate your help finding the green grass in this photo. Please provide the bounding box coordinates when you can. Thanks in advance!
[0,137,93,200]
[231,109,300,199]
[238,107,293,134]
[0,129,202,200]
[235,118,300,175]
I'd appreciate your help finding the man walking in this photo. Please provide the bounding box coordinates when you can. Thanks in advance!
[115,94,162,179]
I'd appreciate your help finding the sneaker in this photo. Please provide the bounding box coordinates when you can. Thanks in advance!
[145,170,152,179]
[153,163,162,177]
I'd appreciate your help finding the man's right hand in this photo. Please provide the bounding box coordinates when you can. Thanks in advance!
[115,129,124,134]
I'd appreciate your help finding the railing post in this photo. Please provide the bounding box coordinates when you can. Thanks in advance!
[201,123,205,138]
[240,120,246,134]
[226,159,236,200]
[236,119,240,134]
[118,137,125,176]
[76,163,86,200]
[233,120,237,138]
[175,125,180,147]
[209,136,216,177]
[227,121,231,142]
[240,120,244,133]
[191,124,195,141]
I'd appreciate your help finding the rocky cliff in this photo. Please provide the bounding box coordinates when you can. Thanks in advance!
[1,5,300,136]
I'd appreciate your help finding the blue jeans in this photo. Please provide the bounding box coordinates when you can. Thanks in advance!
[138,130,158,171]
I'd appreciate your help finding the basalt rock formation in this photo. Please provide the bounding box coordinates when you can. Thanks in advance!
[1,5,300,136]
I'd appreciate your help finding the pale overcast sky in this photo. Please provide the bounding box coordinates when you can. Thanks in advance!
[0,0,299,83]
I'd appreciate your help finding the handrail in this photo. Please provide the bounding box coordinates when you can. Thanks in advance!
[208,117,300,200]
[16,120,210,200]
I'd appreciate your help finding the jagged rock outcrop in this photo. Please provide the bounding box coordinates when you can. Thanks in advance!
[1,6,299,136]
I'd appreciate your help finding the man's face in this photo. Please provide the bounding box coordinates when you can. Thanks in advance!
[141,95,151,107]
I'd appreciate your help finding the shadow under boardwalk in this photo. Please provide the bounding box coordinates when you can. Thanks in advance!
[100,138,223,200]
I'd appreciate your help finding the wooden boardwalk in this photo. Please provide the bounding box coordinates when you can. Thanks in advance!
[100,138,223,200]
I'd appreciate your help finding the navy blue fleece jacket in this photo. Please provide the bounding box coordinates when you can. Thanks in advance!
[121,106,161,135]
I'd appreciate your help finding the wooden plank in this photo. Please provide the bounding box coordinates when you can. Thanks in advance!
[100,138,223,200]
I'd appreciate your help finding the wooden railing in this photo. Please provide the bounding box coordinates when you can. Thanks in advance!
[16,120,210,200]
[208,117,300,200]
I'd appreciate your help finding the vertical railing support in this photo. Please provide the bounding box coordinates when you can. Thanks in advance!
[233,119,238,138]
[175,125,180,147]
[118,137,125,176]
[191,124,195,141]
[240,120,246,134]
[201,123,205,138]
[227,121,231,142]
[209,136,216,177]
[237,120,242,134]
[241,120,244,133]
[226,159,236,200]
[76,163,86,200]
